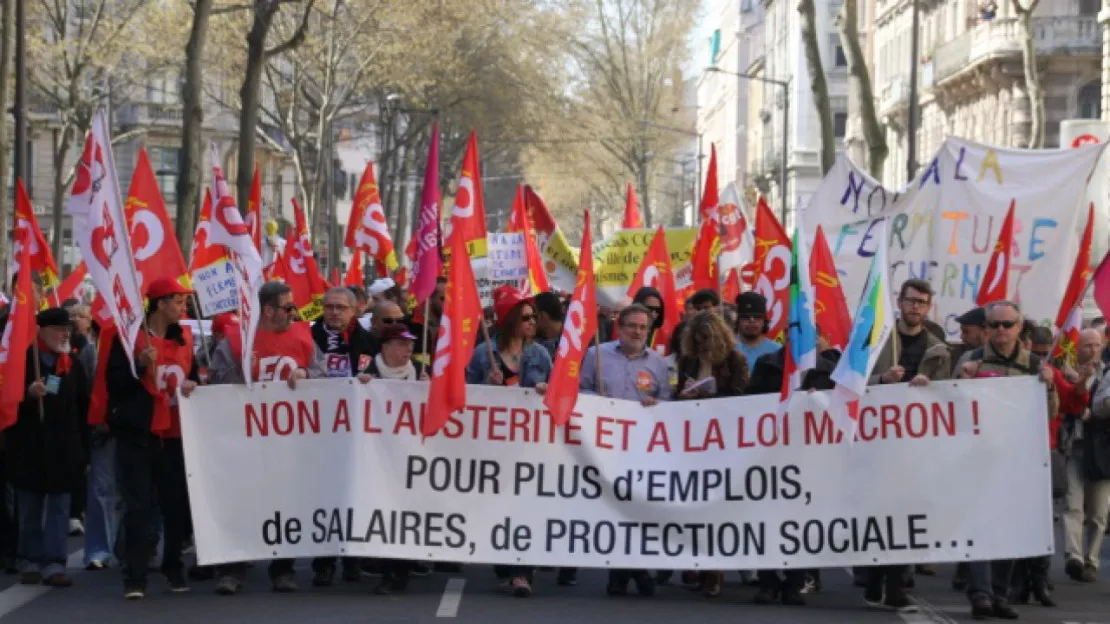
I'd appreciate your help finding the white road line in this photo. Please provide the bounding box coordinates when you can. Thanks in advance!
[840,567,957,624]
[435,578,466,618]
[0,548,85,620]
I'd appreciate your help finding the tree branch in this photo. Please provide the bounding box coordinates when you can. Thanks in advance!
[264,0,315,59]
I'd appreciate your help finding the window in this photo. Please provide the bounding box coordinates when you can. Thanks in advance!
[1079,81,1101,119]
[834,112,848,139]
[830,35,847,68]
[709,29,721,67]
[148,71,180,105]
[1080,0,1099,16]
[741,0,753,12]
[148,147,180,206]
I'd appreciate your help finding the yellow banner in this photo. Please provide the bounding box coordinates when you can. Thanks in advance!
[592,228,697,291]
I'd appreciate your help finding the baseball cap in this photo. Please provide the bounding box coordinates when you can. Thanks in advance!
[146,278,192,300]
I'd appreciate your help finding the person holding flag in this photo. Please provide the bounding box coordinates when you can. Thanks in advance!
[104,279,200,599]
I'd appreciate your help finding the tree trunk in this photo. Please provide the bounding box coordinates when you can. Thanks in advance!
[236,4,277,213]
[837,0,887,178]
[0,0,14,273]
[177,0,213,257]
[798,0,836,174]
[1013,0,1044,148]
[636,158,651,228]
[51,126,74,265]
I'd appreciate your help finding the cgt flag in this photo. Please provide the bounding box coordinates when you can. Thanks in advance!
[627,226,680,355]
[546,211,598,425]
[12,179,60,291]
[976,199,1016,306]
[1052,203,1094,367]
[751,196,791,342]
[286,198,329,320]
[345,160,398,272]
[423,218,483,437]
[508,184,551,294]
[0,239,36,430]
[124,148,190,292]
[444,131,488,248]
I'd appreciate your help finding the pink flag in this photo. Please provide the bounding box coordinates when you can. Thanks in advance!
[410,123,442,303]
[65,110,145,375]
[1092,253,1110,322]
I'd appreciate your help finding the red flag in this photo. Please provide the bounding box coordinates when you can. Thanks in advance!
[286,198,330,319]
[1052,203,1095,365]
[446,131,488,246]
[508,185,551,294]
[247,166,263,252]
[722,267,742,304]
[329,267,340,287]
[189,189,227,273]
[344,249,364,287]
[423,217,483,437]
[124,148,189,292]
[345,161,398,271]
[546,211,597,425]
[622,183,643,229]
[627,226,680,355]
[411,123,442,303]
[751,196,792,342]
[55,262,89,304]
[690,216,719,293]
[699,144,719,220]
[809,225,851,351]
[976,199,1016,306]
[12,178,60,289]
[0,240,35,430]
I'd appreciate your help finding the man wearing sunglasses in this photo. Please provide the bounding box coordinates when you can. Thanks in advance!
[957,300,1057,620]
[209,281,325,596]
[368,300,407,356]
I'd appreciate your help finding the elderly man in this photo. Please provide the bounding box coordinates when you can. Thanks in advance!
[959,300,1058,620]
[1063,328,1110,584]
[580,303,672,598]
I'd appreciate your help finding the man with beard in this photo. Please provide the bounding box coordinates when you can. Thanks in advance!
[862,279,950,612]
[105,279,200,599]
[309,287,374,586]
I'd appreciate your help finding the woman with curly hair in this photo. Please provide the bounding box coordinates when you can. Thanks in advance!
[673,310,749,597]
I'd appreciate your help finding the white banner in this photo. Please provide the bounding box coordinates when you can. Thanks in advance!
[192,259,239,317]
[180,377,1052,569]
[804,138,1106,340]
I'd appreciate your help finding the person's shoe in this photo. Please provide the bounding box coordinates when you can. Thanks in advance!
[1081,563,1098,582]
[915,564,937,576]
[971,595,994,620]
[510,576,532,598]
[271,573,297,593]
[187,565,214,581]
[632,571,655,597]
[753,588,778,604]
[312,566,336,587]
[86,560,106,571]
[341,565,362,583]
[741,570,761,586]
[992,599,1019,619]
[411,563,431,577]
[164,569,190,593]
[68,518,84,536]
[702,572,722,598]
[800,573,820,594]
[124,584,146,600]
[781,588,806,606]
[882,589,918,613]
[863,584,883,608]
[1031,580,1056,607]
[215,575,242,596]
[20,570,42,585]
[1065,557,1085,581]
[653,570,673,585]
[43,573,72,588]
[556,568,577,586]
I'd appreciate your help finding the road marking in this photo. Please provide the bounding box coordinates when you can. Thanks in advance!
[436,577,466,618]
[841,567,957,624]
[0,548,85,619]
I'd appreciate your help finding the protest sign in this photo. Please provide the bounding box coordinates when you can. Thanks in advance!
[592,228,698,305]
[191,259,238,317]
[804,138,1106,339]
[180,376,1052,569]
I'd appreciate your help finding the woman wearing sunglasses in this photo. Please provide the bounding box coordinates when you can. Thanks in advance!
[465,285,553,597]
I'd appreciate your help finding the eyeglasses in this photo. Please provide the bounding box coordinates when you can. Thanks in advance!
[901,297,931,308]
[520,314,537,323]
[380,317,405,325]
[987,320,1018,329]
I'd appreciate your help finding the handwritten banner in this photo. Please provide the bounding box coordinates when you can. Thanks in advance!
[191,259,238,317]
[180,377,1052,568]
[804,138,1106,339]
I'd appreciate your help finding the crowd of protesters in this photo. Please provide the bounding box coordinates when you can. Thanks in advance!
[0,271,1101,621]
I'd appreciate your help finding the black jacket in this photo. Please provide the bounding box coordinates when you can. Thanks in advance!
[744,348,842,396]
[311,319,376,375]
[5,345,90,493]
[105,323,196,445]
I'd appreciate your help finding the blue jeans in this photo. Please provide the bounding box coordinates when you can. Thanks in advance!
[967,559,1014,602]
[16,490,70,578]
[83,438,119,566]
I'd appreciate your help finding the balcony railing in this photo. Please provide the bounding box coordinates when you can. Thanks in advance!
[116,102,184,127]
[934,16,1101,85]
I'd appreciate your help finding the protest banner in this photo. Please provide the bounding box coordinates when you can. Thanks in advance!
[191,260,239,317]
[180,376,1052,569]
[592,227,698,305]
[804,138,1106,339]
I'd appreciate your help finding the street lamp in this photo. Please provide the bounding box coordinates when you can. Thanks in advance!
[704,66,790,223]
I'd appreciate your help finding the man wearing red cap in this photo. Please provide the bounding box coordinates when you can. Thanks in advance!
[105,278,199,600]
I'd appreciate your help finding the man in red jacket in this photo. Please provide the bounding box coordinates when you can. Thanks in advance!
[106,278,199,600]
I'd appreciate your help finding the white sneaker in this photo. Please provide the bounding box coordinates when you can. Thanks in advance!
[68,519,84,536]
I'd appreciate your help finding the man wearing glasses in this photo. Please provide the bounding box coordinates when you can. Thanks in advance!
[368,299,407,356]
[863,279,951,613]
[209,281,326,595]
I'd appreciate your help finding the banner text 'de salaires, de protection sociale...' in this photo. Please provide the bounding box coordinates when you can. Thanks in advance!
[179,377,1053,569]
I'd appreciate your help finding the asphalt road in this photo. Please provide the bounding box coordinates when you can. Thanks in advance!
[2,534,1110,623]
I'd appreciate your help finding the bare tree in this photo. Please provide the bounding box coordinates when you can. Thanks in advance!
[1012,0,1044,148]
[0,0,14,269]
[798,0,836,174]
[837,0,887,178]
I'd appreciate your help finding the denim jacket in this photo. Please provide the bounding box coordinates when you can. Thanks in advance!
[466,342,553,388]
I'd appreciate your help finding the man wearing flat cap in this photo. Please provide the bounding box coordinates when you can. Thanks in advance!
[950,307,987,373]
[5,307,89,588]
[105,278,199,600]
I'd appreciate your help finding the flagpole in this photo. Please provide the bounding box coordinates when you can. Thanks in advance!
[419,296,432,379]
[190,292,213,373]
